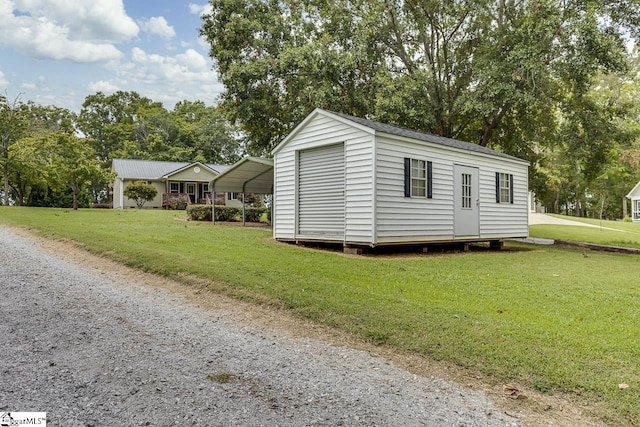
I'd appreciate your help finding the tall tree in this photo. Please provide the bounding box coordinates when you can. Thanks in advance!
[170,100,242,164]
[201,0,638,157]
[50,133,111,210]
[78,91,165,163]
[0,94,28,205]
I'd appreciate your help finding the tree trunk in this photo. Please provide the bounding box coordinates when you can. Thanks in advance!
[622,196,628,219]
[3,161,8,206]
[72,183,79,210]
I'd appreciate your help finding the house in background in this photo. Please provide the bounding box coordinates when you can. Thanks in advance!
[626,181,640,221]
[272,108,530,249]
[111,159,241,209]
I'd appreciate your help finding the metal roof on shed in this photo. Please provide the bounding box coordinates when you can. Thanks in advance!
[112,159,229,179]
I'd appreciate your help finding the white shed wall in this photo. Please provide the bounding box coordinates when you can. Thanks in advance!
[273,113,374,242]
[374,135,528,244]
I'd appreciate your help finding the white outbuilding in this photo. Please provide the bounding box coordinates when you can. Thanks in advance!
[271,108,530,248]
[626,181,640,221]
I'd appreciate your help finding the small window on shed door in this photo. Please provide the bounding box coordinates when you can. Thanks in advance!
[461,173,472,209]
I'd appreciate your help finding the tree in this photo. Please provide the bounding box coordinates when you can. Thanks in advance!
[78,91,243,165]
[123,181,158,209]
[78,91,166,163]
[48,133,112,210]
[170,100,242,164]
[0,94,28,205]
[201,0,638,158]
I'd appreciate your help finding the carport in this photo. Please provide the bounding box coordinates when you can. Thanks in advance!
[210,157,274,225]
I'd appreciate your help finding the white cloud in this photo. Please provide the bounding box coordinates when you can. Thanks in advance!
[129,47,212,83]
[189,3,212,16]
[0,0,138,63]
[139,16,176,39]
[20,82,37,90]
[88,80,120,93]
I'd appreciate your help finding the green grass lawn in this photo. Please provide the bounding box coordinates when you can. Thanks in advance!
[529,214,640,249]
[1,207,638,425]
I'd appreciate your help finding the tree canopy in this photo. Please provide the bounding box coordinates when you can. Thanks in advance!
[201,0,637,155]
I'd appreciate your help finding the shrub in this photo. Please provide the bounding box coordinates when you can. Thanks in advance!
[244,207,269,222]
[215,206,241,221]
[186,205,271,222]
[186,205,212,221]
[124,181,158,209]
[167,195,189,210]
[622,215,633,222]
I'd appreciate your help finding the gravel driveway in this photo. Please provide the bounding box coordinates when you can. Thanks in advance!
[0,226,520,426]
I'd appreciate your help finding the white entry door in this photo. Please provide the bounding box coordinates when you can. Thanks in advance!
[454,165,479,237]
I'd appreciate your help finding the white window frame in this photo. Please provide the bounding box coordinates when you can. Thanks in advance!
[411,159,426,197]
[499,172,511,203]
[461,173,472,209]
[169,182,180,194]
[228,192,238,200]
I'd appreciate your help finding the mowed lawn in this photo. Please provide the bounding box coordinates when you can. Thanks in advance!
[1,208,638,425]
[530,214,640,249]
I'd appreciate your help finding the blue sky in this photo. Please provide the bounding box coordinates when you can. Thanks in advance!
[0,0,222,112]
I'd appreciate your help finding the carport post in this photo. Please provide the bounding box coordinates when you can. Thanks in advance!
[242,192,246,227]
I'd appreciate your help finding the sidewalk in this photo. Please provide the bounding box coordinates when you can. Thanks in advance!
[523,213,640,254]
[529,213,601,227]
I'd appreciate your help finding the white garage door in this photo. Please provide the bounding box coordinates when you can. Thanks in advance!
[297,143,345,238]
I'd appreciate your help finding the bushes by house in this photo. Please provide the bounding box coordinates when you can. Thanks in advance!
[186,205,270,223]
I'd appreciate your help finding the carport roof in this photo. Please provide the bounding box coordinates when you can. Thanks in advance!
[210,157,274,193]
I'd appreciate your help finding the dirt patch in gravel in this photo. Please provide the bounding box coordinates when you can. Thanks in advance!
[12,227,604,427]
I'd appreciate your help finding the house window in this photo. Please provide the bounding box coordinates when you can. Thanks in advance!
[495,172,514,204]
[404,158,433,198]
[461,173,472,209]
[170,182,180,194]
[228,192,238,200]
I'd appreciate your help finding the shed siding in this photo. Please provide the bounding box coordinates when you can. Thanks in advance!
[344,134,375,243]
[375,135,528,243]
[273,113,372,241]
[274,110,528,245]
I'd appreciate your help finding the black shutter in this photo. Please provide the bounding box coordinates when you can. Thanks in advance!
[509,174,514,204]
[427,161,433,199]
[404,158,411,197]
[495,172,500,203]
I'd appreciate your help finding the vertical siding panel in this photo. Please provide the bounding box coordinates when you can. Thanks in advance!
[344,135,374,244]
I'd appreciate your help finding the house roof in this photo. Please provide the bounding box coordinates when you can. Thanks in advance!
[273,108,529,165]
[627,180,640,199]
[211,157,274,193]
[112,159,230,180]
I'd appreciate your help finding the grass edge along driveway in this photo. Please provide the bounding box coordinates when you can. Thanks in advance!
[0,207,638,426]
